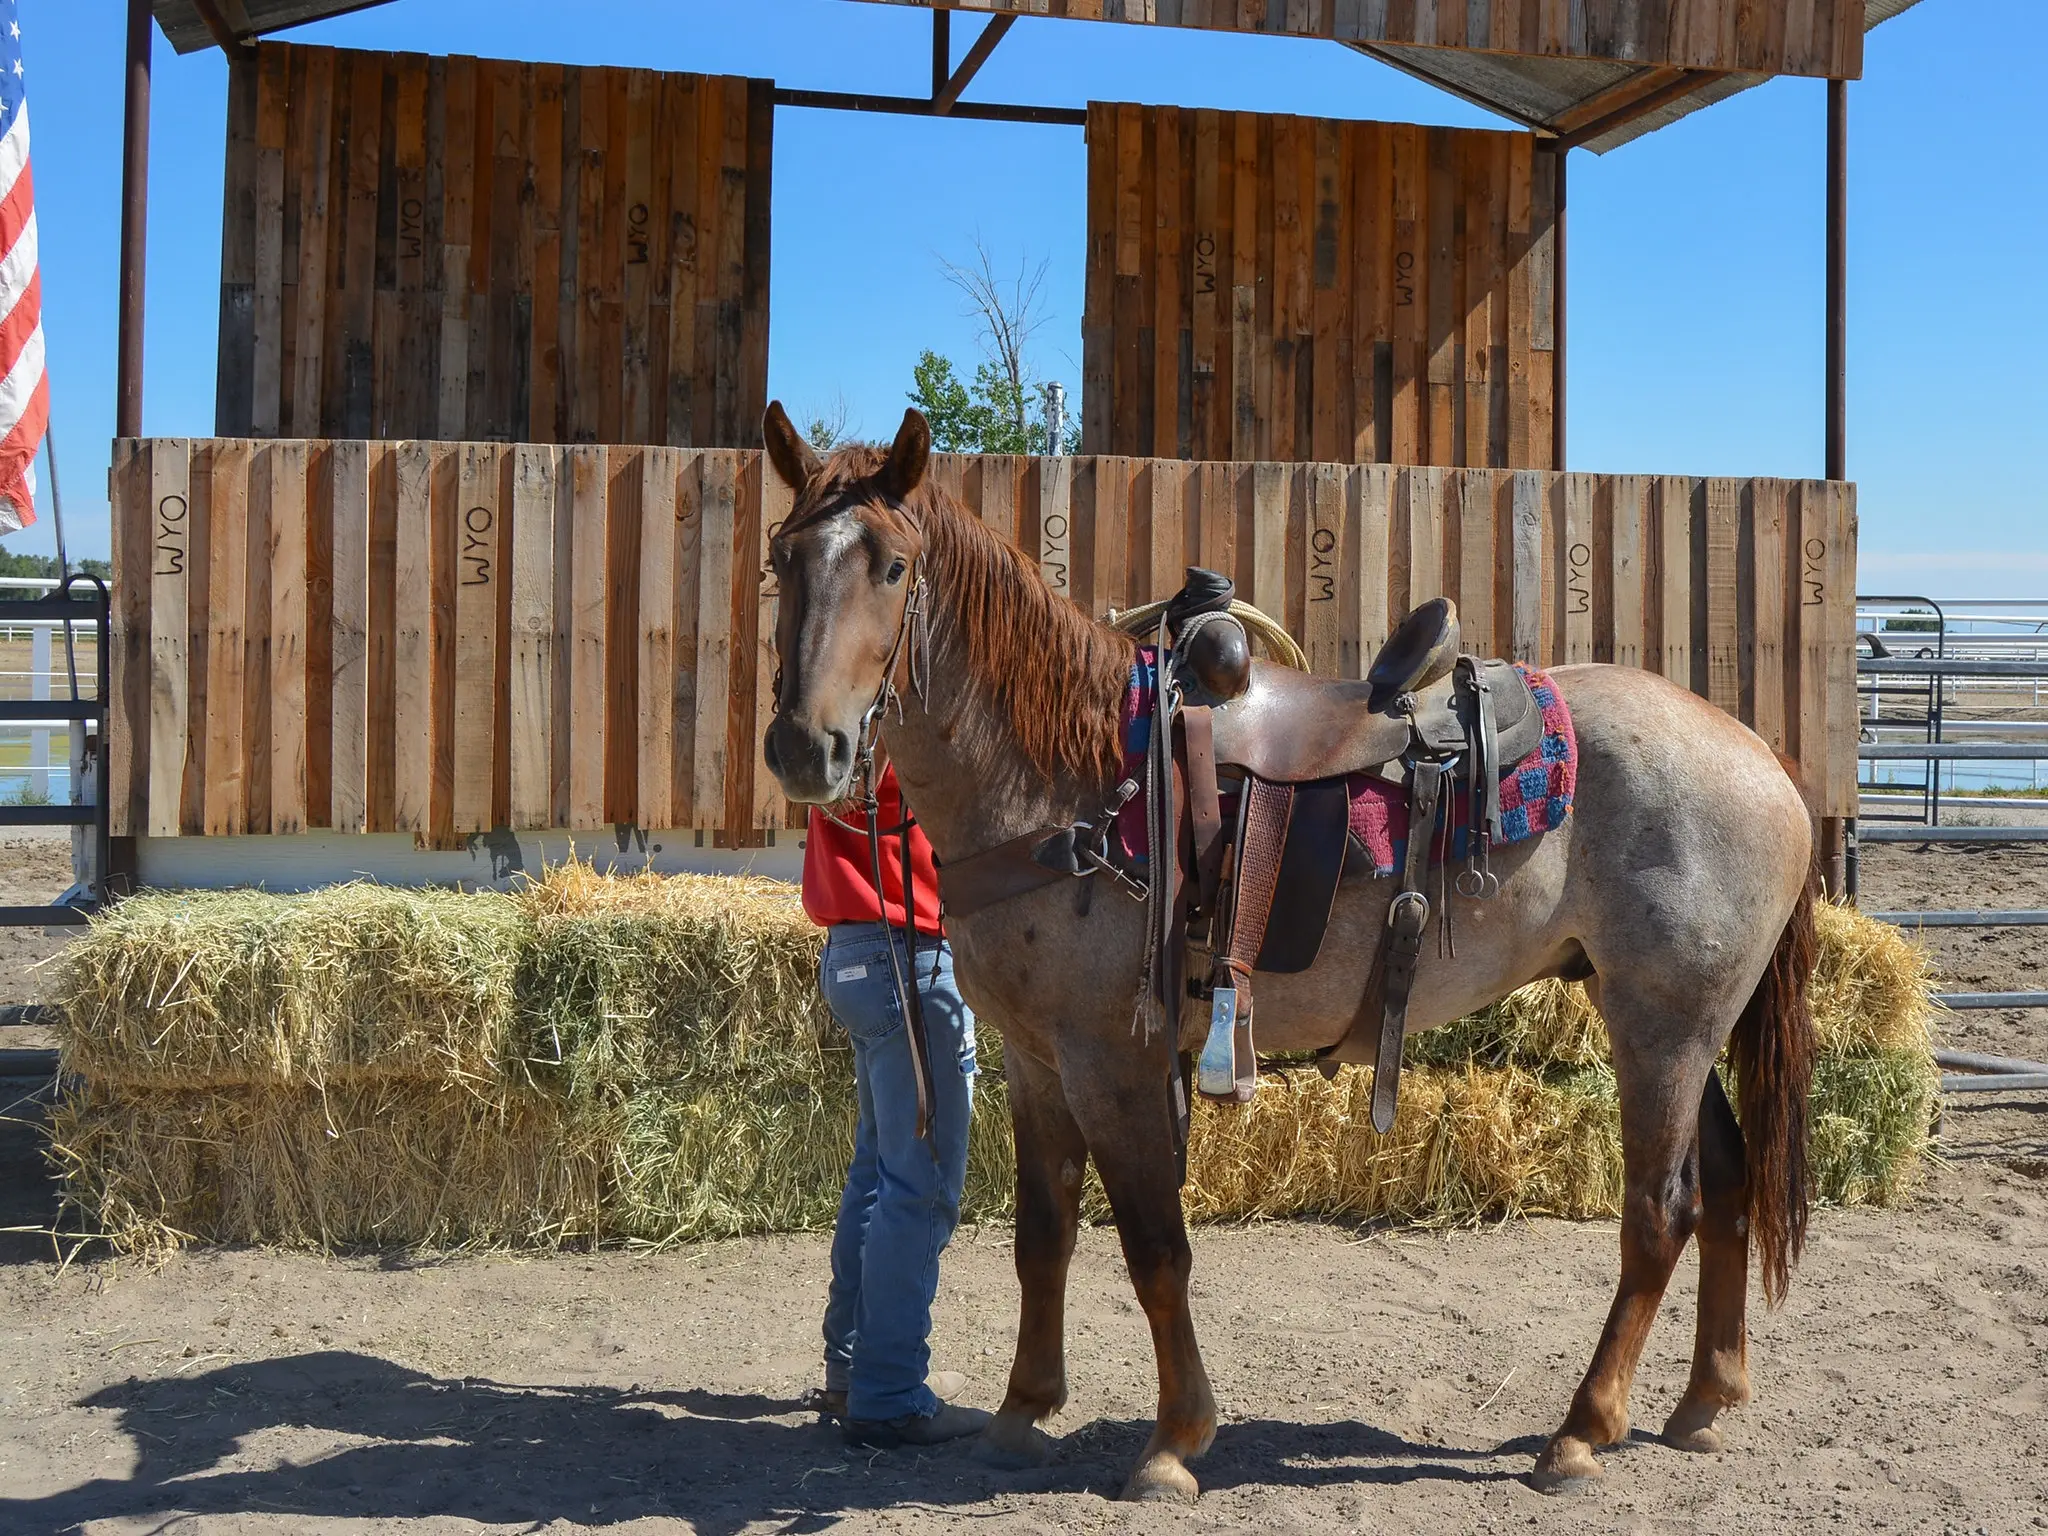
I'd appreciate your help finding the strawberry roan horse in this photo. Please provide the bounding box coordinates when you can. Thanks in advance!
[759,403,1817,1502]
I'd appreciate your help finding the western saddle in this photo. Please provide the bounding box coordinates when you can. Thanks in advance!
[938,569,1542,1147]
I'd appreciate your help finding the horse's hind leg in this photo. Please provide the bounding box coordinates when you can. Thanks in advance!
[1663,1071,1752,1452]
[1533,996,1720,1493]
[981,1044,1088,1468]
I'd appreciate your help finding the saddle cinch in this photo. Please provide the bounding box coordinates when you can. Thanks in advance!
[937,570,1544,1141]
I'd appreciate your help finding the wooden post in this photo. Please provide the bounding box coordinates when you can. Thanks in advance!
[1825,78,1850,899]
[117,0,153,439]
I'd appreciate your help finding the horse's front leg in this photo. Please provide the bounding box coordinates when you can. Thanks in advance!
[1061,1037,1216,1503]
[979,1041,1088,1468]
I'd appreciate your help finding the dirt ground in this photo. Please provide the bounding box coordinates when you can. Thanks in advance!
[0,841,2040,1535]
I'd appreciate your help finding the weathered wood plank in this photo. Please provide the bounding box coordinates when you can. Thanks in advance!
[1824,480,1857,818]
[452,442,501,833]
[1606,473,1646,671]
[202,440,250,834]
[1747,476,1787,751]
[1653,474,1694,684]
[176,443,213,836]
[693,450,736,828]
[841,0,1865,76]
[637,446,679,829]
[566,444,608,829]
[327,439,370,832]
[1704,475,1741,713]
[268,440,310,833]
[1508,468,1542,664]
[1248,460,1288,619]
[509,444,558,828]
[1304,461,1343,675]
[391,440,433,834]
[753,451,793,832]
[1353,463,1393,673]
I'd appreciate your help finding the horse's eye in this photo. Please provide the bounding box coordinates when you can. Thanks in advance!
[885,558,907,585]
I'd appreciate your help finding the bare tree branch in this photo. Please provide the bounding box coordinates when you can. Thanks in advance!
[795,392,858,451]
[938,237,1052,444]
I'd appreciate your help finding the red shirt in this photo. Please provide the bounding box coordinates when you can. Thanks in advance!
[801,764,945,937]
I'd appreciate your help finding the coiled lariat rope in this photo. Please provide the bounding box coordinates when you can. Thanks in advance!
[1105,597,1309,672]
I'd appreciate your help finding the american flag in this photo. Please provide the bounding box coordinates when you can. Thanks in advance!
[0,0,43,533]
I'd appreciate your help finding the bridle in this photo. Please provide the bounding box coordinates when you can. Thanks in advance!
[780,535,944,1141]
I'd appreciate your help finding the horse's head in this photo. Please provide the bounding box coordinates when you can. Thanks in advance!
[760,400,933,804]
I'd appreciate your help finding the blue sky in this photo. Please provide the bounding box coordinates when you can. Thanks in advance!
[19,0,2045,595]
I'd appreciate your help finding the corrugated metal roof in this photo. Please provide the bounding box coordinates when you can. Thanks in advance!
[154,0,1924,152]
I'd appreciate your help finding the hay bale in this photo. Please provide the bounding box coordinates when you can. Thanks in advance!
[1178,1063,1625,1225]
[53,885,526,1090]
[48,1081,602,1255]
[509,865,833,1100]
[46,871,1938,1254]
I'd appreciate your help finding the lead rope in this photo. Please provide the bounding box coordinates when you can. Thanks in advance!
[850,563,941,1142]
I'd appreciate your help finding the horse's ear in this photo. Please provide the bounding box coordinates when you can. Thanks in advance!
[762,400,824,491]
[878,408,931,503]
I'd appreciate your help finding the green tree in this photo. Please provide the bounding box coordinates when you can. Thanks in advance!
[909,350,1080,456]
[0,550,110,592]
[909,240,1082,456]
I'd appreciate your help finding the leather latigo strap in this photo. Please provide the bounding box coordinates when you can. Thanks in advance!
[1181,706,1225,946]
[1205,776,1292,1102]
[1370,759,1446,1134]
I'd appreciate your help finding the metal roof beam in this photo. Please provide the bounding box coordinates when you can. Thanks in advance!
[935,14,1017,115]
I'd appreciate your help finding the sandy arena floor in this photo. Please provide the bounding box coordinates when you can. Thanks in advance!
[0,839,2038,1535]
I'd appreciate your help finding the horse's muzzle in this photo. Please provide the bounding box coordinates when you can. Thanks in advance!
[763,715,856,804]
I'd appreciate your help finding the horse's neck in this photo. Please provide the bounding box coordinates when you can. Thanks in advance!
[881,558,1113,864]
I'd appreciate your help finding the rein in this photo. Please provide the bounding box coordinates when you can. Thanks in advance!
[830,558,943,1142]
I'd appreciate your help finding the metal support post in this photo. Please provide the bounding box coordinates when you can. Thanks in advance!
[117,0,152,439]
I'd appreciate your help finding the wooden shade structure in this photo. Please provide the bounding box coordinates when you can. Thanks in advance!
[113,0,1890,889]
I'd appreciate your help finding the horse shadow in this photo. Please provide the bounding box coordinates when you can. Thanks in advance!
[0,1350,1530,1532]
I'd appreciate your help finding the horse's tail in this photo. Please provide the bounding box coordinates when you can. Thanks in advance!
[1731,758,1820,1306]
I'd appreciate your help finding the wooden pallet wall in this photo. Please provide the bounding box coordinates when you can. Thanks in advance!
[850,1,1866,79]
[216,43,773,448]
[109,440,1857,839]
[1083,106,1556,469]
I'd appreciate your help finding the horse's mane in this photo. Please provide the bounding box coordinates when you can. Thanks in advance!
[793,445,1134,787]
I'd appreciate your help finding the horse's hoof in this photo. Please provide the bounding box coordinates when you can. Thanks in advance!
[975,1418,1057,1470]
[1661,1395,1728,1454]
[1663,1424,1723,1454]
[1121,1454,1200,1504]
[1529,1437,1604,1496]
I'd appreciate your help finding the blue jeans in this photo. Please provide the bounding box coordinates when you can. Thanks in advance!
[819,922,977,1422]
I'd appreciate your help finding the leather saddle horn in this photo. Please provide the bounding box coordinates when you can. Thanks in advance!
[1366,597,1461,714]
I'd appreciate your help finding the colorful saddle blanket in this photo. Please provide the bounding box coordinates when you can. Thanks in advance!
[1118,652,1577,878]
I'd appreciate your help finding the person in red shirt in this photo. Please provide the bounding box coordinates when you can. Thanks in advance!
[802,760,986,1449]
